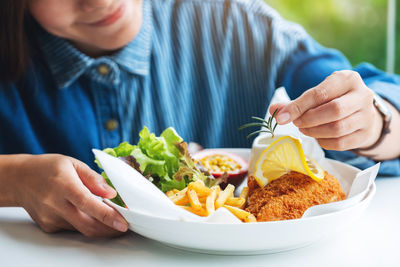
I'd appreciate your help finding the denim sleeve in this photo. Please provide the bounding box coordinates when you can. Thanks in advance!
[277,36,400,176]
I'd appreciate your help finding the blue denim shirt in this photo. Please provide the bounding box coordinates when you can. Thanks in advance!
[1,0,399,175]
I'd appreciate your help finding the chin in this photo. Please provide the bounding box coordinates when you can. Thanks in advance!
[93,35,135,52]
[91,25,138,52]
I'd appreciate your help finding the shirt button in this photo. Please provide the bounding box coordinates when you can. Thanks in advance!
[97,64,110,76]
[105,119,119,131]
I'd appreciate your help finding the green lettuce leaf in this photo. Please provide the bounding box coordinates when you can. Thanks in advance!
[113,142,135,157]
[96,126,217,207]
[138,127,182,177]
[160,177,187,192]
[130,146,166,176]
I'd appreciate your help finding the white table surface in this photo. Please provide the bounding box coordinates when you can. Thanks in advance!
[1,177,399,267]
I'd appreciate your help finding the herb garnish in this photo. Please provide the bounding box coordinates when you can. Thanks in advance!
[239,108,279,138]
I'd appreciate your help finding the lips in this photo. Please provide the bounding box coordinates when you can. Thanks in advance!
[89,3,126,27]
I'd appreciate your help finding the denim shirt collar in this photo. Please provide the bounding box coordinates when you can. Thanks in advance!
[38,0,152,89]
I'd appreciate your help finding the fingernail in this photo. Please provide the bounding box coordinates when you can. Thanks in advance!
[102,183,113,192]
[113,220,128,232]
[277,112,290,124]
[101,184,117,199]
[293,118,302,127]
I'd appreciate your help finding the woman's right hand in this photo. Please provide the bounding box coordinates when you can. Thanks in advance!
[6,154,128,237]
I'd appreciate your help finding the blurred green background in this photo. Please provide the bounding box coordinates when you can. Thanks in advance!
[265,0,400,74]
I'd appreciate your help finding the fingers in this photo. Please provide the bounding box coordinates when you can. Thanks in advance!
[316,129,369,151]
[61,201,126,238]
[66,158,128,234]
[71,158,116,199]
[41,218,76,233]
[270,71,379,152]
[293,91,365,128]
[299,104,381,151]
[26,207,75,233]
[299,111,363,138]
[276,70,362,124]
[269,103,286,116]
[66,183,128,233]
[17,154,128,237]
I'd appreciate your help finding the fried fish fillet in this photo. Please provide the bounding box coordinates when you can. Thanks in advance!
[245,171,345,221]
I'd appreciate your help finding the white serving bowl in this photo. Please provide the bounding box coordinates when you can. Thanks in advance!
[105,149,376,255]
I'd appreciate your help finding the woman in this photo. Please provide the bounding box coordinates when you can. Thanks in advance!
[0,0,399,237]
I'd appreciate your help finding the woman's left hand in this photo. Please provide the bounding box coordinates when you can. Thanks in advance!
[270,70,383,151]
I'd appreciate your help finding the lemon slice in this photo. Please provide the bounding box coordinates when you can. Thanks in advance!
[253,136,324,187]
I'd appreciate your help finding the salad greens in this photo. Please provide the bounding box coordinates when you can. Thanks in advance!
[96,126,222,207]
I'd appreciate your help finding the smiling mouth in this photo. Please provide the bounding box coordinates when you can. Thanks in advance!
[88,3,126,27]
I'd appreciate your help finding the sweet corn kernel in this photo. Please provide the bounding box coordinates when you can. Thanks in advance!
[199,154,241,172]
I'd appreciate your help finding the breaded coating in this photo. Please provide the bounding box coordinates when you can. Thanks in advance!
[245,171,345,221]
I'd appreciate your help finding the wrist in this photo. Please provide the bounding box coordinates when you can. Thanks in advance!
[0,154,31,207]
[354,94,393,157]
[360,107,384,149]
[353,98,399,160]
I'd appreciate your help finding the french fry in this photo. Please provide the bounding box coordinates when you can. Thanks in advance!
[239,187,249,209]
[205,187,218,215]
[172,182,256,222]
[173,195,189,205]
[225,197,245,207]
[187,189,202,211]
[229,188,234,198]
[215,184,235,209]
[210,185,221,195]
[198,196,208,203]
[246,213,257,223]
[179,205,209,217]
[188,180,212,196]
[240,187,249,199]
[168,187,187,199]
[223,205,257,223]
[195,209,209,217]
[169,187,189,205]
[166,189,179,197]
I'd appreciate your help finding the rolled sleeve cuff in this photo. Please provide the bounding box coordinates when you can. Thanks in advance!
[368,81,400,112]
[354,62,400,111]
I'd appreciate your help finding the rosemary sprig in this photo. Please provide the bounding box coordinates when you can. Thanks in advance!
[239,108,279,138]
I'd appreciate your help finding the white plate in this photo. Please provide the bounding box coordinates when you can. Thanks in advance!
[105,149,376,255]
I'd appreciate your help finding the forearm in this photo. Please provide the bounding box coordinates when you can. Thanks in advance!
[359,101,400,161]
[0,154,28,207]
